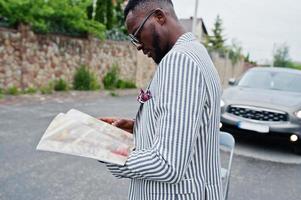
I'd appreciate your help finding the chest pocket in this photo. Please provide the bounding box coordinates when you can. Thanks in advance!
[134,95,157,149]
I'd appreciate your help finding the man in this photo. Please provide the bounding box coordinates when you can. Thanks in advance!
[101,0,223,199]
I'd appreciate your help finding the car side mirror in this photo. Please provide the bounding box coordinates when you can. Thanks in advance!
[228,78,236,86]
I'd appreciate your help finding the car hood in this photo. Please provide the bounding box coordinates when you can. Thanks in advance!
[223,86,301,109]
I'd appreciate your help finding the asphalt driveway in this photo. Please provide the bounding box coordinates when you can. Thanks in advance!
[0,92,300,200]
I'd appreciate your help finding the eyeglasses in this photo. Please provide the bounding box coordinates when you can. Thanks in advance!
[128,9,157,47]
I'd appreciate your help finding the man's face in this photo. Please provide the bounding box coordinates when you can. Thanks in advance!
[126,10,167,64]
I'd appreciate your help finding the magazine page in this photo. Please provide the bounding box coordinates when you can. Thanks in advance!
[66,109,133,145]
[37,110,134,165]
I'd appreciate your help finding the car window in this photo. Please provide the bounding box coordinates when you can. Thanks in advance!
[238,70,301,93]
[238,71,271,89]
[272,72,301,92]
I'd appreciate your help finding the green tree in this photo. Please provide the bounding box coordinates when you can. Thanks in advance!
[73,65,100,91]
[114,0,125,29]
[97,0,114,30]
[87,0,127,40]
[205,15,227,54]
[244,52,257,66]
[228,39,243,65]
[292,63,301,70]
[0,0,105,39]
[273,44,292,67]
[87,0,123,30]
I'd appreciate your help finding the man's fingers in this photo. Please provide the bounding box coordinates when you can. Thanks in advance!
[124,128,133,134]
[112,119,133,129]
[112,119,126,127]
[99,118,116,124]
[100,118,134,134]
[100,119,133,134]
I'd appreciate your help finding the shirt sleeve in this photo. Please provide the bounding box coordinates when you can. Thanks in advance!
[106,52,207,184]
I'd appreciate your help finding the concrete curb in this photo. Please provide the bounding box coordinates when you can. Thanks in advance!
[0,89,140,106]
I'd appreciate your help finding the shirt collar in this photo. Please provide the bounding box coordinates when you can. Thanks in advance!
[174,32,197,46]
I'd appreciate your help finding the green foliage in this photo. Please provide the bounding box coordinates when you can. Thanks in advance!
[0,0,105,38]
[103,65,119,90]
[0,15,9,27]
[244,53,257,66]
[116,80,136,89]
[87,0,126,40]
[103,64,136,90]
[244,53,251,63]
[40,87,52,94]
[228,40,243,65]
[109,91,118,97]
[114,0,126,29]
[106,28,128,41]
[73,65,100,91]
[23,87,37,94]
[205,15,227,54]
[54,78,69,91]
[5,85,20,95]
[88,0,123,29]
[0,87,3,98]
[205,15,248,63]
[95,0,114,30]
[271,44,301,70]
[40,82,54,94]
[273,44,292,68]
[290,63,301,70]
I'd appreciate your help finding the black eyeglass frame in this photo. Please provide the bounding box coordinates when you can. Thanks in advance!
[128,9,158,47]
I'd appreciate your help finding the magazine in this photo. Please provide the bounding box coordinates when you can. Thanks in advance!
[36,109,134,165]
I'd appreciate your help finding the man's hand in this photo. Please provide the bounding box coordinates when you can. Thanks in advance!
[99,118,134,134]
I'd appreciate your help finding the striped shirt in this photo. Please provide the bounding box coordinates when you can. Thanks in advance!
[107,32,223,200]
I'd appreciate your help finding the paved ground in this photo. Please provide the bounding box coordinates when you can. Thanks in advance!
[0,91,301,200]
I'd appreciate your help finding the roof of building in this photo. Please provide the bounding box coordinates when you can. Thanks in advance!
[179,17,208,35]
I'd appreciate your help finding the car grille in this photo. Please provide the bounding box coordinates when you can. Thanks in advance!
[227,105,288,122]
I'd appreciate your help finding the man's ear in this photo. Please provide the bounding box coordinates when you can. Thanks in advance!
[154,9,166,25]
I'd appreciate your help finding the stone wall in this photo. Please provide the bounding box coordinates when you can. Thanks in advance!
[0,25,247,91]
[0,25,154,90]
[210,52,248,88]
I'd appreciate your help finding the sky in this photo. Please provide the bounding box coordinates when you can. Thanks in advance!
[172,0,301,64]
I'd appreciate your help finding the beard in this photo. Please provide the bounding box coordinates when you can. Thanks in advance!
[151,27,168,64]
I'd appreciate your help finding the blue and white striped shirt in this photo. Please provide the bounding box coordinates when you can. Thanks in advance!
[107,32,223,200]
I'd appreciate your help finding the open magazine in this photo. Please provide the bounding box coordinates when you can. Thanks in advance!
[36,109,134,165]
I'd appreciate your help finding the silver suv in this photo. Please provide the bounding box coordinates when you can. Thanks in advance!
[220,67,301,153]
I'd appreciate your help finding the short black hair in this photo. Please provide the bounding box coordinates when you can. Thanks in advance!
[124,0,174,20]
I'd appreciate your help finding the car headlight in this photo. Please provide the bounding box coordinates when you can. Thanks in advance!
[295,110,301,119]
[220,99,225,108]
